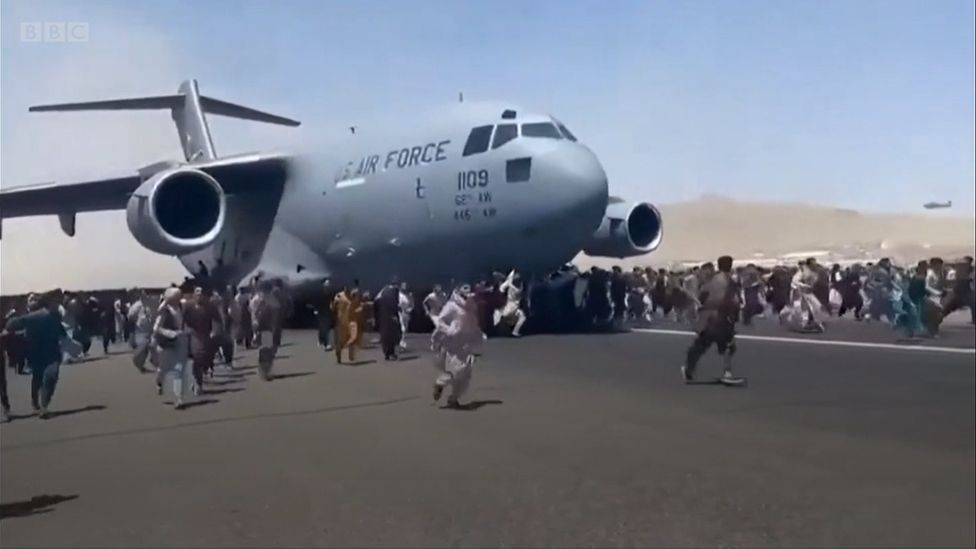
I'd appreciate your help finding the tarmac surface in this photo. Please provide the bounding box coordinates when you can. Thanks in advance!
[1,316,974,548]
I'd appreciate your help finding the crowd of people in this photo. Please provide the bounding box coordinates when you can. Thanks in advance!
[1,254,973,422]
[549,255,975,339]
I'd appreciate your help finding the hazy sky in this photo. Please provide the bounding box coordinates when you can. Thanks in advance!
[1,0,974,293]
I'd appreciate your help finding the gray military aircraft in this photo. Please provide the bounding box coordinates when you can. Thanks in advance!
[923,200,952,210]
[0,80,663,295]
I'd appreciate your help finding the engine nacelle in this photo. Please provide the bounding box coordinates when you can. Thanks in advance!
[583,201,663,258]
[125,168,225,256]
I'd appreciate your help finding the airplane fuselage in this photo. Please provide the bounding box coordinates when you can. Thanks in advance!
[180,103,610,292]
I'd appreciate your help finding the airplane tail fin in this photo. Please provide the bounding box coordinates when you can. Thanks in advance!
[28,79,300,162]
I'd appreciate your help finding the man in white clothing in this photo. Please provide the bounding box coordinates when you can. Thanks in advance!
[493,270,527,337]
[398,282,413,350]
[784,259,827,332]
[431,285,483,408]
[128,289,157,372]
[153,287,190,410]
[422,284,448,323]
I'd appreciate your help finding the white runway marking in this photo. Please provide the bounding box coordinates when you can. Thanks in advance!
[633,328,976,355]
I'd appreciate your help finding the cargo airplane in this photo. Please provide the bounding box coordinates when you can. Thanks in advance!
[0,80,663,294]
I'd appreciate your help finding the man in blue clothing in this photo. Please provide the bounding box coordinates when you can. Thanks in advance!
[4,292,66,419]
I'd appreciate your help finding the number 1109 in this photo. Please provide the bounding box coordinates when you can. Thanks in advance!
[457,170,489,190]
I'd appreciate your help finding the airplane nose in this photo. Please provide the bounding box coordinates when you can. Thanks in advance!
[535,144,609,229]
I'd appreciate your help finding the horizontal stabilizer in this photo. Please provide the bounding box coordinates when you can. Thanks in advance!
[29,95,185,113]
[29,94,300,127]
[199,97,300,127]
[27,79,300,162]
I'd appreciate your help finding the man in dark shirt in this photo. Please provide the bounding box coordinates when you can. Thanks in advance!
[0,313,10,422]
[317,278,338,352]
[609,266,627,330]
[375,280,402,361]
[184,287,219,393]
[943,256,974,324]
[682,255,742,383]
[836,266,864,320]
[586,267,611,329]
[271,280,291,348]
[766,266,791,314]
[5,292,67,418]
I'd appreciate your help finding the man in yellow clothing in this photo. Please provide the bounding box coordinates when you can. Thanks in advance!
[331,287,363,364]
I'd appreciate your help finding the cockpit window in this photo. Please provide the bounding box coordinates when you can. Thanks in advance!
[492,124,518,149]
[556,122,577,142]
[521,122,562,139]
[463,125,494,156]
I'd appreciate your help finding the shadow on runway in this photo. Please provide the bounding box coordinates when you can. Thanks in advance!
[684,379,748,388]
[208,378,245,386]
[396,355,420,363]
[341,360,377,367]
[178,399,220,410]
[271,371,316,380]
[0,494,79,520]
[4,396,420,452]
[224,366,258,373]
[441,399,504,411]
[62,356,106,367]
[43,405,107,419]
[215,371,255,380]
[202,387,245,395]
[275,354,292,359]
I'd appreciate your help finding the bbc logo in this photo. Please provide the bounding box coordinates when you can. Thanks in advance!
[20,22,89,42]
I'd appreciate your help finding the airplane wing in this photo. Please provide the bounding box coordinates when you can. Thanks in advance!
[0,152,292,221]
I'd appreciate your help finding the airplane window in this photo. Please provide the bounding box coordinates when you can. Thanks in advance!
[556,122,577,142]
[462,125,494,156]
[492,124,518,149]
[506,157,531,183]
[521,122,562,139]
[501,109,517,119]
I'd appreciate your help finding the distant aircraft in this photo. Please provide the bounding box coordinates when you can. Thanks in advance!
[923,200,952,210]
[0,79,662,295]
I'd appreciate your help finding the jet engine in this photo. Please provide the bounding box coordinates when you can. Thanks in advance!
[125,167,225,256]
[583,201,663,258]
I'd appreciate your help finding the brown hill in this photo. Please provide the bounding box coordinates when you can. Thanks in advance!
[579,195,976,268]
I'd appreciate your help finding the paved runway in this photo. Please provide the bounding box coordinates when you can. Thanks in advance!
[1,319,974,547]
